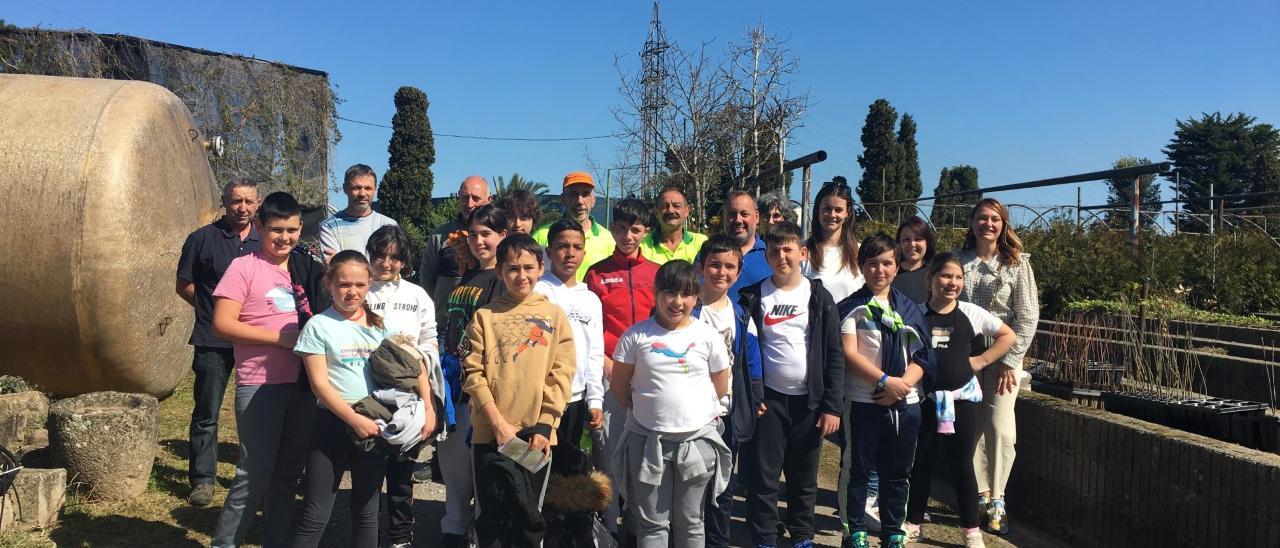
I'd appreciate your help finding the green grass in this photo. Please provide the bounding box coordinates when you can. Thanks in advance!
[0,374,244,547]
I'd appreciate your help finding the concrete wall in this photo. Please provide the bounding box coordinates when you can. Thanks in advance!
[1008,391,1280,547]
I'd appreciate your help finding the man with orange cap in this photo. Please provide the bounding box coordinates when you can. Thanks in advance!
[532,171,616,282]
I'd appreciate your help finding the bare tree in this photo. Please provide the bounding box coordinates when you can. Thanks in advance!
[724,23,809,197]
[612,20,808,225]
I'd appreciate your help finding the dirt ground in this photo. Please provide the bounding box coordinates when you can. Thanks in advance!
[0,375,1069,547]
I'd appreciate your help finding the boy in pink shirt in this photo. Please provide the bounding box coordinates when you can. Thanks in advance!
[209,192,327,548]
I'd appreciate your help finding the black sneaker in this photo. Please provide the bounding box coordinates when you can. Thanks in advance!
[441,533,465,548]
[187,483,214,506]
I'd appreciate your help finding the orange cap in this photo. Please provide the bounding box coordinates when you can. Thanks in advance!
[563,171,595,190]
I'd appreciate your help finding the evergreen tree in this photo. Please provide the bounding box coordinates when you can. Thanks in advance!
[1104,156,1161,228]
[1163,112,1280,218]
[856,99,900,219]
[897,113,922,202]
[380,86,436,230]
[930,165,979,228]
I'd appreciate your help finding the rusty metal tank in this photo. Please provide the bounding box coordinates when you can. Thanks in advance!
[0,74,218,398]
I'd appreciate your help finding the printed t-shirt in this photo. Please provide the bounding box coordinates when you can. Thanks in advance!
[613,318,730,433]
[211,251,301,385]
[928,301,1005,391]
[758,277,811,395]
[294,308,387,406]
[841,296,922,405]
[696,300,738,416]
[443,268,505,357]
[801,246,864,303]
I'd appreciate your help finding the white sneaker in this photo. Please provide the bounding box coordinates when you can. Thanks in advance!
[964,529,987,548]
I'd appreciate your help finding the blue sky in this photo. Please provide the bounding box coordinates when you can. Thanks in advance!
[8,0,1279,218]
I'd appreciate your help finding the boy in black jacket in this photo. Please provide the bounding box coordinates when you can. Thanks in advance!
[737,222,845,548]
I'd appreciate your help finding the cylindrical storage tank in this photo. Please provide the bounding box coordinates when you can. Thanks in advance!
[0,74,217,398]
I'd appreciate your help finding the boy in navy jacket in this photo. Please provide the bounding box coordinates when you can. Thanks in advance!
[693,235,764,548]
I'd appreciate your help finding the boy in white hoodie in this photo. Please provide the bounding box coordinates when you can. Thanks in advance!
[533,218,606,447]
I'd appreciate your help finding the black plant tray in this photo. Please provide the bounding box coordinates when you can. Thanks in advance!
[1102,391,1178,425]
[1167,398,1268,442]
[1233,415,1280,454]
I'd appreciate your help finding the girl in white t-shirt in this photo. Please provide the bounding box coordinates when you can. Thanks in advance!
[802,180,863,303]
[611,260,732,548]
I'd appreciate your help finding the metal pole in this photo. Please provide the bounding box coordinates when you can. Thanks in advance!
[1076,186,1082,227]
[605,169,613,226]
[801,165,812,235]
[1209,183,1215,235]
[1130,177,1141,244]
[880,167,886,223]
[1218,195,1226,232]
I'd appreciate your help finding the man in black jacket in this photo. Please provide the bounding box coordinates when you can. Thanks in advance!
[736,221,845,548]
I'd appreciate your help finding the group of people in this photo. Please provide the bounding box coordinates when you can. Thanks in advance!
[176,164,1039,548]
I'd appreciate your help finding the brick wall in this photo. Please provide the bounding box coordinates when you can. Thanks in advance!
[1008,391,1280,547]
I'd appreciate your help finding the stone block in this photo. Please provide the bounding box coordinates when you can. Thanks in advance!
[0,467,66,531]
[0,391,49,448]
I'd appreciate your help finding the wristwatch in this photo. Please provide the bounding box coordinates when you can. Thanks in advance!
[876,373,888,390]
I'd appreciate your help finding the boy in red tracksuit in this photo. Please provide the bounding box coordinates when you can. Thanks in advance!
[584,197,659,535]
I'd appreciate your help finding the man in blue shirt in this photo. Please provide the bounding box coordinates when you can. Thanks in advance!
[724,190,771,302]
[175,180,260,507]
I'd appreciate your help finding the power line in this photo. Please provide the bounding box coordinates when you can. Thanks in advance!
[336,116,622,142]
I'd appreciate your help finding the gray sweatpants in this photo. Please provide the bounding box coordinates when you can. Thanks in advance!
[623,430,715,548]
[211,382,314,548]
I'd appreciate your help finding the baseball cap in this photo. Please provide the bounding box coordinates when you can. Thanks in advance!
[563,171,595,190]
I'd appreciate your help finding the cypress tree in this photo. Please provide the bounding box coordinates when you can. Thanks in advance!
[931,165,979,227]
[856,99,899,218]
[380,86,436,229]
[897,113,922,202]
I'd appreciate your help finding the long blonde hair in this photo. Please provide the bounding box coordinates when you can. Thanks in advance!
[962,197,1023,267]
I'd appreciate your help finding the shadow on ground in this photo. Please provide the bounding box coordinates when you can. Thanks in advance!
[48,513,202,548]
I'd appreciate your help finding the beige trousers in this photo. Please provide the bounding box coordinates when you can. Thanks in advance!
[972,364,1019,500]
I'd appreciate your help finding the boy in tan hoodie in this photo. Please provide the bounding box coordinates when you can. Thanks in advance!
[463,233,576,547]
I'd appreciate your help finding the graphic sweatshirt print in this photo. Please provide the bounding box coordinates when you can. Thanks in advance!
[462,292,577,445]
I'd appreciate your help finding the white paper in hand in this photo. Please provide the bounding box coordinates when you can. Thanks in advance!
[498,436,550,473]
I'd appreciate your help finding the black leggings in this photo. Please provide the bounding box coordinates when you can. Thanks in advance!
[291,407,388,548]
[906,398,981,528]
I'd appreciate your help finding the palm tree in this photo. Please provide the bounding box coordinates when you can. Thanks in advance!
[493,172,550,196]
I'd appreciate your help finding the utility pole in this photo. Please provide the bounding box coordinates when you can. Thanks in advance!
[638,1,670,194]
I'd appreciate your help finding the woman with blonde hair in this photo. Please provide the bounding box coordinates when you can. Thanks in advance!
[956,198,1039,536]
